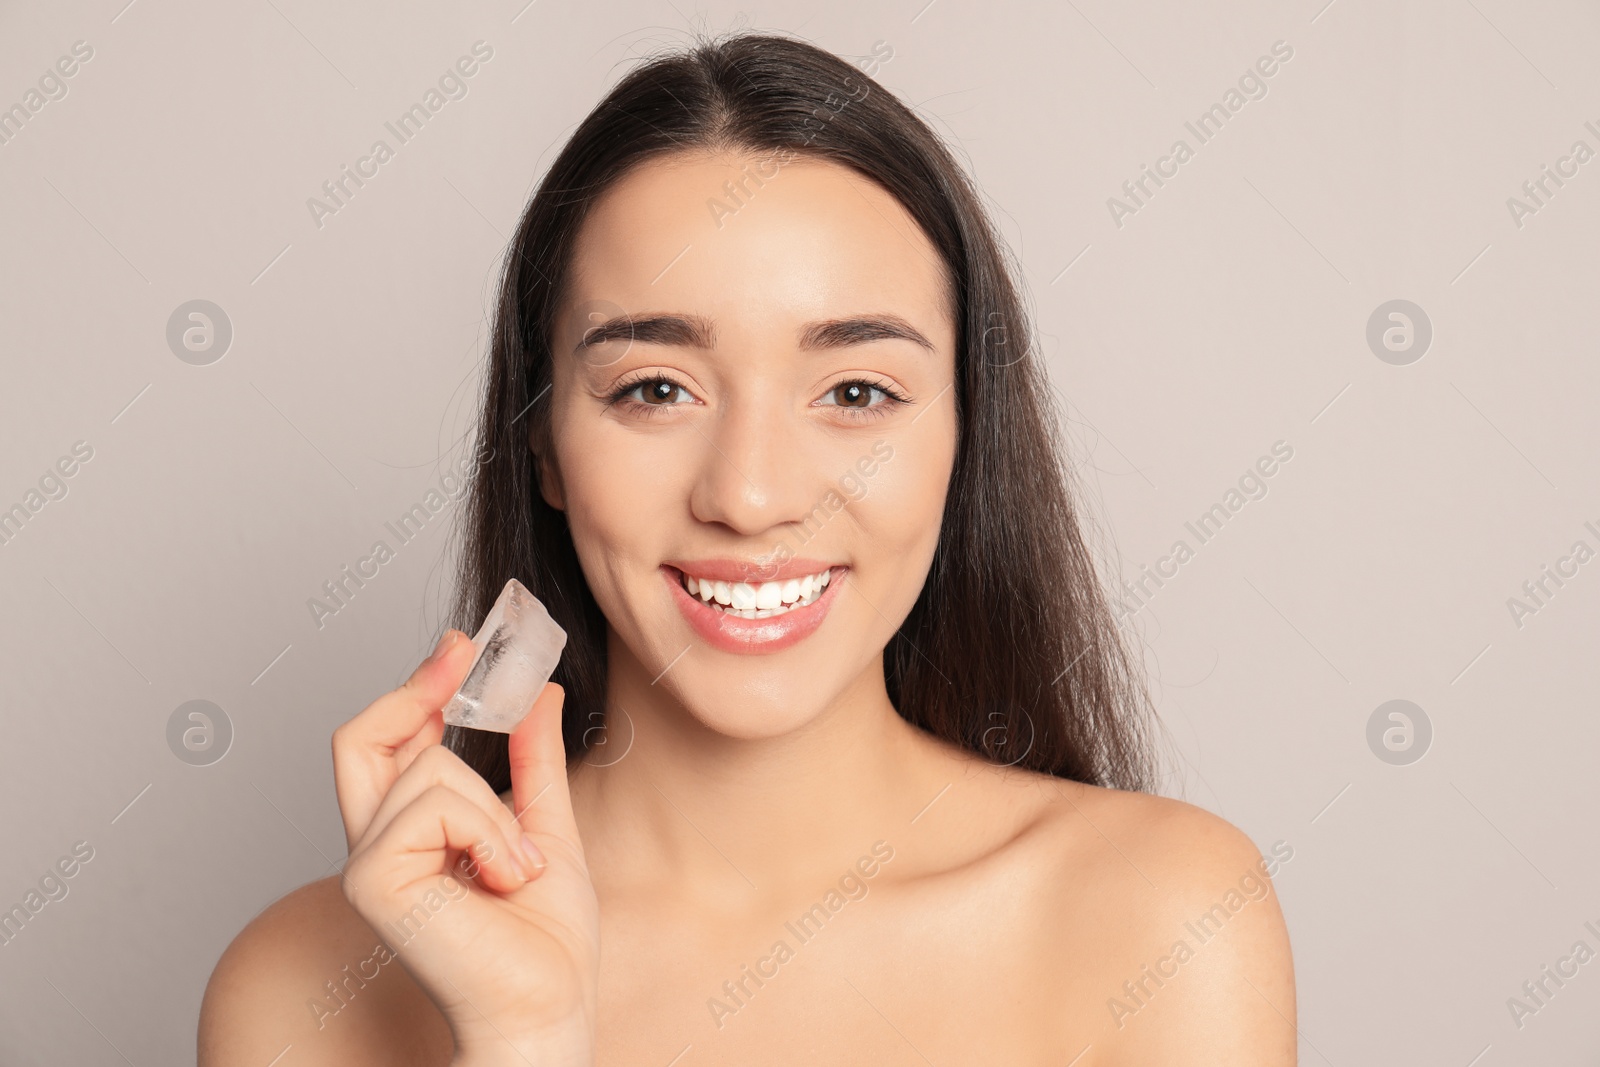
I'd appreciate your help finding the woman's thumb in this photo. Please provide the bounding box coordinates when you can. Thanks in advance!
[508,683,579,840]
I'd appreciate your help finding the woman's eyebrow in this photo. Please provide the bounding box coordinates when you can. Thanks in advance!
[574,312,934,353]
[800,315,934,351]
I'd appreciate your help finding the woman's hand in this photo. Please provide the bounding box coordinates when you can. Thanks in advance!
[332,630,600,1066]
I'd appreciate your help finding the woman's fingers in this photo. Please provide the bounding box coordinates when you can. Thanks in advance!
[345,783,530,906]
[359,745,541,880]
[333,630,476,849]
[508,683,582,860]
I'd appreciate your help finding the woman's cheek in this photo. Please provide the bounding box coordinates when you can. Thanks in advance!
[874,419,954,530]
[563,421,685,521]
[555,427,674,607]
[847,443,950,603]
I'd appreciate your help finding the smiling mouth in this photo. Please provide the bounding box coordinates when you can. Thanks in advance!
[671,566,835,620]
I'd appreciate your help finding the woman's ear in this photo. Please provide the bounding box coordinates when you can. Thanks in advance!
[529,423,566,511]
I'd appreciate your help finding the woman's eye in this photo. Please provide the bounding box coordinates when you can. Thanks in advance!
[825,383,889,409]
[615,378,695,407]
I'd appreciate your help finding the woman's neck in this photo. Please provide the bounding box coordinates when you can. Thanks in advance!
[565,635,956,900]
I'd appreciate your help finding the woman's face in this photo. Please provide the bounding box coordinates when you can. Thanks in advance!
[539,150,958,740]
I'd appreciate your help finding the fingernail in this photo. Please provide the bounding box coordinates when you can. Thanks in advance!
[504,840,531,880]
[426,630,460,664]
[520,833,547,871]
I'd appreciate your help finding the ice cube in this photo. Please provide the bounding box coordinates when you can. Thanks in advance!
[441,578,567,733]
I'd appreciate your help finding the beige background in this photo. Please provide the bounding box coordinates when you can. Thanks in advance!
[3,0,1598,1062]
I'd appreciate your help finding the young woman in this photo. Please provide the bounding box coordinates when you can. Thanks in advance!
[200,31,1295,1066]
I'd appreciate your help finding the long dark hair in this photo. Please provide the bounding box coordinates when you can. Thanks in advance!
[444,30,1163,795]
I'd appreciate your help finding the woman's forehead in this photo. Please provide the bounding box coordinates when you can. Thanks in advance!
[564,152,952,339]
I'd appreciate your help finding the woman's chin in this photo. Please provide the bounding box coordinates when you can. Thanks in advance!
[676,686,830,742]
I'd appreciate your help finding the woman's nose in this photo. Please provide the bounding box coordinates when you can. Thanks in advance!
[686,396,822,538]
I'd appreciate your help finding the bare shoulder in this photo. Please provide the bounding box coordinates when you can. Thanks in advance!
[1037,779,1292,886]
[1027,780,1299,1063]
[198,875,452,1067]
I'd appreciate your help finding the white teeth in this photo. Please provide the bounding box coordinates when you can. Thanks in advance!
[680,567,834,618]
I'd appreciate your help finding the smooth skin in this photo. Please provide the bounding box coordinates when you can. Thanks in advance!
[200,153,1296,1066]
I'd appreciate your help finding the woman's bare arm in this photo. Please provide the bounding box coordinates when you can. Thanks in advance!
[198,875,452,1067]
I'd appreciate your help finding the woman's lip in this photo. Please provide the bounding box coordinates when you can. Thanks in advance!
[662,564,845,655]
[662,557,839,584]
